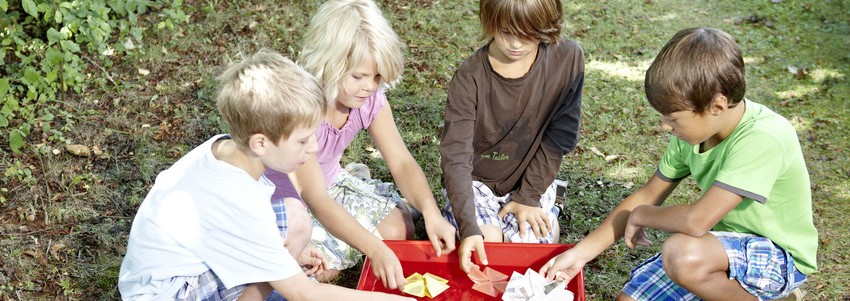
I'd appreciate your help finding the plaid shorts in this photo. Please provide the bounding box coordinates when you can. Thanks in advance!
[622,231,807,301]
[172,270,245,301]
[443,181,561,243]
[271,199,289,241]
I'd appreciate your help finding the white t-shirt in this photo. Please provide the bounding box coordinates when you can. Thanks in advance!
[118,135,300,300]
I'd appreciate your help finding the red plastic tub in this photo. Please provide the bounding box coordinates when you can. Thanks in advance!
[357,240,585,301]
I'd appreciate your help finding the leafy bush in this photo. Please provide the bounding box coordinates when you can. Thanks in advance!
[0,0,187,151]
[0,0,187,202]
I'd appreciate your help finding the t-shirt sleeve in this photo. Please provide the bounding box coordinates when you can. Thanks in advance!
[657,138,692,182]
[713,131,783,203]
[359,89,388,129]
[195,210,300,288]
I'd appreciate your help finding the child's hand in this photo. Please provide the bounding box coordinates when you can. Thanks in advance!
[297,245,328,276]
[367,243,406,290]
[458,235,488,273]
[624,211,653,249]
[539,249,586,283]
[498,202,551,239]
[423,214,457,257]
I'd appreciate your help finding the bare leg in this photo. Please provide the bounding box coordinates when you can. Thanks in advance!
[616,292,636,301]
[237,283,272,301]
[283,197,312,259]
[662,233,757,301]
[480,224,504,242]
[376,206,414,240]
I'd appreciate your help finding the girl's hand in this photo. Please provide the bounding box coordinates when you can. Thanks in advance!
[367,243,406,290]
[498,202,551,239]
[423,214,457,257]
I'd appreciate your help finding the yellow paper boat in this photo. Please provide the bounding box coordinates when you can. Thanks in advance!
[403,272,450,298]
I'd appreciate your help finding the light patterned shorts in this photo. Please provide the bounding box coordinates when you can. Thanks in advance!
[310,171,400,270]
[172,269,245,301]
[443,181,561,243]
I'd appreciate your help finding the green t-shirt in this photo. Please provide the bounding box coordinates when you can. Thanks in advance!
[657,99,818,274]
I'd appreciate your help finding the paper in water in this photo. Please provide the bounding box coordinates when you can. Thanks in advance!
[403,272,450,298]
[501,269,574,301]
[467,266,510,297]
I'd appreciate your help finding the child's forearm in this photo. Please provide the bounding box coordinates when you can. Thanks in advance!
[575,176,678,257]
[271,276,413,301]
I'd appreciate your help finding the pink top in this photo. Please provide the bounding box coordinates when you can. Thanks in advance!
[316,88,387,187]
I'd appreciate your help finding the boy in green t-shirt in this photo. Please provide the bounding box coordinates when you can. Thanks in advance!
[540,27,817,300]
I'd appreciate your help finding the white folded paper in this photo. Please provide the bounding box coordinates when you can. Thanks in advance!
[501,269,574,301]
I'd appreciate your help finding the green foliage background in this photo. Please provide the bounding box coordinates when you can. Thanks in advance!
[0,0,847,300]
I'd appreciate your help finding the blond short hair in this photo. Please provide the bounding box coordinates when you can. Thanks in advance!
[299,0,404,103]
[216,49,326,148]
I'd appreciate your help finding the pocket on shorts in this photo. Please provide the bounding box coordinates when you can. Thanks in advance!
[740,239,789,293]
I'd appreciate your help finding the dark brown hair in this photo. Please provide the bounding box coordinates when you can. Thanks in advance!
[479,0,563,44]
[645,27,746,115]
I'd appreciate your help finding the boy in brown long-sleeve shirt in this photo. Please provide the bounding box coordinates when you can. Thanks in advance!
[440,0,584,272]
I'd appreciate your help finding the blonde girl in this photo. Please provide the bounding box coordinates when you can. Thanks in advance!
[265,0,456,287]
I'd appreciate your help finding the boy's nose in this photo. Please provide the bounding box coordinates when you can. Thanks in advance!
[660,122,672,132]
[509,39,523,49]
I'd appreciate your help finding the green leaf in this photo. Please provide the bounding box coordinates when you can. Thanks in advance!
[45,47,64,65]
[0,78,8,97]
[0,0,8,12]
[23,68,39,86]
[21,0,37,18]
[60,40,80,53]
[54,9,63,23]
[9,129,24,153]
[0,114,8,127]
[47,28,63,44]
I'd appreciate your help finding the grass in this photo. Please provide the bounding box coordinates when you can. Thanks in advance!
[0,0,847,300]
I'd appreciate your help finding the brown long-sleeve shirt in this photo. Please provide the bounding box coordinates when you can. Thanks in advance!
[440,39,584,239]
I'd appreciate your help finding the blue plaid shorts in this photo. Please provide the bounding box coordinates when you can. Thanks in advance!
[443,181,560,243]
[622,231,807,301]
[271,199,289,241]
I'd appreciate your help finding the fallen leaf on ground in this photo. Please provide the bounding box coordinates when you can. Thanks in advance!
[66,144,91,157]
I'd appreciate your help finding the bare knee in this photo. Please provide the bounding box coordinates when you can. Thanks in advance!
[283,198,312,258]
[616,292,636,301]
[662,234,711,285]
[377,207,413,240]
[480,224,504,242]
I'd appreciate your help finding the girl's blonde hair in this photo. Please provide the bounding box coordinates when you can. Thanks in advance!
[299,0,404,103]
[217,49,326,148]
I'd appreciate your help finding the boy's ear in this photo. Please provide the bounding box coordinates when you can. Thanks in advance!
[246,133,269,155]
[709,94,729,116]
